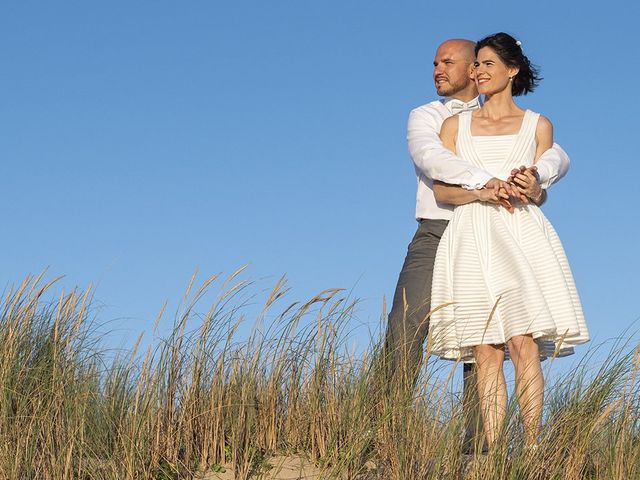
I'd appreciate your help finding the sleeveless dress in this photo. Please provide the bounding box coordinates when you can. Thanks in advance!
[429,110,589,361]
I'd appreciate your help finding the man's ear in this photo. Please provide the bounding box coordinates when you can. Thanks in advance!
[468,63,476,79]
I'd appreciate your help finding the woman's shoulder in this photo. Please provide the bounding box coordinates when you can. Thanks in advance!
[442,113,461,126]
[525,110,552,127]
[440,114,460,134]
[532,112,553,136]
[529,111,554,147]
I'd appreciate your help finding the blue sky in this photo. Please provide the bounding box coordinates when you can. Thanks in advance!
[1,1,638,364]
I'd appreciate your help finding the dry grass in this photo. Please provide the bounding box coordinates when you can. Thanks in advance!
[0,271,638,479]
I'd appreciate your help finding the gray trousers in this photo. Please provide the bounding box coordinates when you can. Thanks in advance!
[386,219,447,376]
[385,219,482,449]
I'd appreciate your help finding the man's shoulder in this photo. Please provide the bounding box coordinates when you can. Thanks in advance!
[408,100,449,128]
[410,99,446,115]
[409,100,449,121]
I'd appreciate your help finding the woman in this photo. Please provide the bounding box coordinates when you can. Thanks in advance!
[429,32,589,447]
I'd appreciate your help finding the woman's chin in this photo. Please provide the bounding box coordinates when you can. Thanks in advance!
[477,83,511,97]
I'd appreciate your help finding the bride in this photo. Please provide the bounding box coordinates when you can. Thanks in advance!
[429,32,589,446]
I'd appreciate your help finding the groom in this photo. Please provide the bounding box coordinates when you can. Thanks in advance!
[385,38,570,446]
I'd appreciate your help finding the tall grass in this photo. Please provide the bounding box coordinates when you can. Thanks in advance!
[0,271,638,479]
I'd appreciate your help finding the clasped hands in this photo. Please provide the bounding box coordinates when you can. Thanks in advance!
[477,166,543,213]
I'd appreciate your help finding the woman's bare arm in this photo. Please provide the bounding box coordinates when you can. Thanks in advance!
[433,116,476,204]
[534,116,553,161]
[433,180,480,204]
[511,116,553,205]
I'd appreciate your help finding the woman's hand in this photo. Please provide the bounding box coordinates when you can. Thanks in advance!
[474,183,515,213]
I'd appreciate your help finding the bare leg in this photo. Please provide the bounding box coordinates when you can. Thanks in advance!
[507,335,544,444]
[473,344,507,447]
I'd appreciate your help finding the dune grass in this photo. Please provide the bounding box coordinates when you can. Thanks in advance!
[0,270,638,479]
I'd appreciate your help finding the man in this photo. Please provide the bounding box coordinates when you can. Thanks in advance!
[385,38,570,446]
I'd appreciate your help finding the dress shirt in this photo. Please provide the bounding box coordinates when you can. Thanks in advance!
[407,97,571,220]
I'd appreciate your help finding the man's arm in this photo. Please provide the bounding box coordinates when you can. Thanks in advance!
[533,142,570,189]
[407,106,493,189]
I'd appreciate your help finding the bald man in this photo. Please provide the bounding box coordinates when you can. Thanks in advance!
[385,39,570,449]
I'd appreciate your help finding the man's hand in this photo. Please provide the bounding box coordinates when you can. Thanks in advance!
[507,165,538,183]
[509,166,544,205]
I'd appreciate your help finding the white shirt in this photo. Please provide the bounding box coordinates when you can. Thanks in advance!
[407,98,571,220]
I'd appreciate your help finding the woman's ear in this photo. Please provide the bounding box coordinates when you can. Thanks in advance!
[508,66,520,80]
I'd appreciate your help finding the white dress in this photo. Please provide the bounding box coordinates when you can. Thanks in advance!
[429,110,589,361]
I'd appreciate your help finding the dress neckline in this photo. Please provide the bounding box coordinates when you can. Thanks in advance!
[457,109,540,175]
[469,110,530,138]
[471,134,517,139]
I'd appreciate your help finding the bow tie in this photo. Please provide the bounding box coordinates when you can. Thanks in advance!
[448,98,480,114]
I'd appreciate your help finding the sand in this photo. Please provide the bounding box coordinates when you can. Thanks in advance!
[202,455,323,479]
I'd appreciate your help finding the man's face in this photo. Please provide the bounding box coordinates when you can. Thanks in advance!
[432,42,474,97]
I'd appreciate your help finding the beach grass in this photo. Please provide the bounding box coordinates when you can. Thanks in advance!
[0,271,638,479]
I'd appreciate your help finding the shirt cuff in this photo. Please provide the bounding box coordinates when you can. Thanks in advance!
[462,171,493,190]
[536,163,555,189]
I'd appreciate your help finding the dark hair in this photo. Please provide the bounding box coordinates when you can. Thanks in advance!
[475,32,541,96]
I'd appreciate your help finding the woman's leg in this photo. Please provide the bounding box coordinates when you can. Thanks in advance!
[473,344,507,447]
[507,334,544,444]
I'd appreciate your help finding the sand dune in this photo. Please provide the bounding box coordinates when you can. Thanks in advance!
[202,455,323,479]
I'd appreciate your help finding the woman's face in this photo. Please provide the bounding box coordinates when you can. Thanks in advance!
[474,46,519,96]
